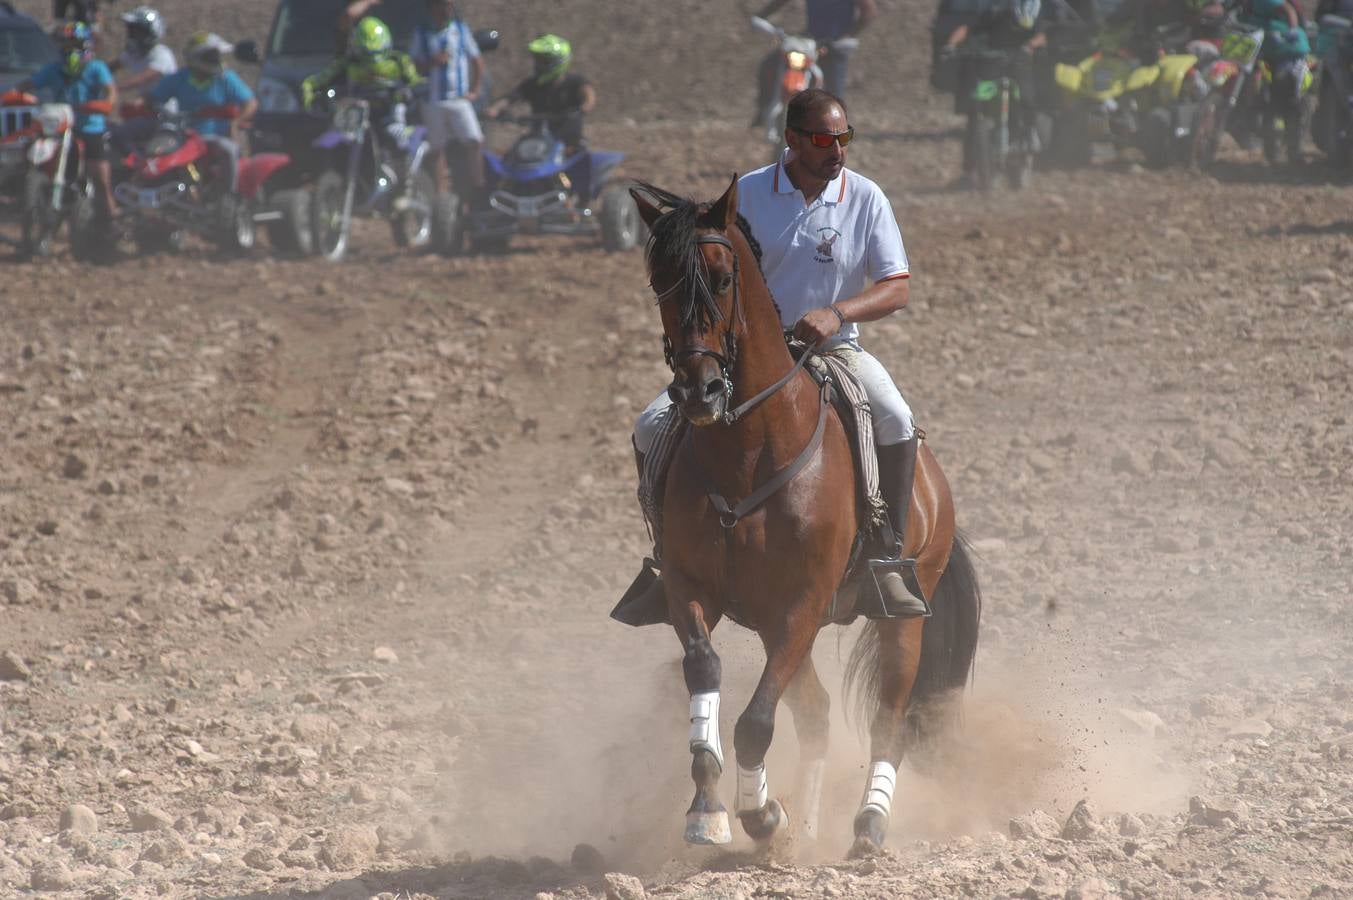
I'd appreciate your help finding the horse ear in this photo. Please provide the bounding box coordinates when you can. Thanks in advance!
[629,187,664,230]
[705,175,739,231]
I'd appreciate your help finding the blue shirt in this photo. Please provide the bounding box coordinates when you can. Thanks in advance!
[410,19,480,102]
[806,0,859,42]
[150,69,254,137]
[30,60,113,135]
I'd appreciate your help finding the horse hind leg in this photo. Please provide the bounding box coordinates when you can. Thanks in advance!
[680,606,731,845]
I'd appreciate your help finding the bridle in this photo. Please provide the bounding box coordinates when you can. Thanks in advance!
[659,232,813,426]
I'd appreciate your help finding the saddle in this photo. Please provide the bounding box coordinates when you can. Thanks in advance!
[631,344,923,627]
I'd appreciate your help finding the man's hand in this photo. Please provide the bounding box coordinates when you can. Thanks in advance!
[432,50,451,66]
[792,306,845,346]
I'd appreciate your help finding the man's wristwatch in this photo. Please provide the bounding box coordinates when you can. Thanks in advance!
[829,304,848,327]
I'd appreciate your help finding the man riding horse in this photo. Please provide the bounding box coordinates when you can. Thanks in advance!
[620,87,926,624]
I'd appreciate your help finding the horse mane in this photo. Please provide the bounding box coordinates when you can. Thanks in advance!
[635,182,770,334]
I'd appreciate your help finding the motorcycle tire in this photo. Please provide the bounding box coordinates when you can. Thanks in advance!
[217,195,257,254]
[1286,94,1312,166]
[1006,152,1033,191]
[67,188,100,263]
[430,190,463,257]
[267,189,314,257]
[1141,107,1175,170]
[390,170,435,250]
[1262,109,1281,166]
[21,171,57,258]
[973,116,996,193]
[1190,93,1227,171]
[599,182,644,252]
[311,170,349,263]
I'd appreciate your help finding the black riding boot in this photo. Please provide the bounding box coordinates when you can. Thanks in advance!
[611,449,670,626]
[870,437,930,618]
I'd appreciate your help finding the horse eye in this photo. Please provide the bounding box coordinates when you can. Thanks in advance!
[717,274,733,294]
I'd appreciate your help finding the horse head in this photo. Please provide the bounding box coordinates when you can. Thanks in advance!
[632,177,745,428]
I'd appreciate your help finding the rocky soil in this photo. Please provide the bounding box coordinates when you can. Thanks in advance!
[1,0,1352,898]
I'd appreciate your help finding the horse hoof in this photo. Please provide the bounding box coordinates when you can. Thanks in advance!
[847,834,884,859]
[684,810,732,845]
[738,798,788,843]
[849,808,889,858]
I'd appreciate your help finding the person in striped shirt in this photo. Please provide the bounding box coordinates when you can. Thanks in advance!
[410,0,486,204]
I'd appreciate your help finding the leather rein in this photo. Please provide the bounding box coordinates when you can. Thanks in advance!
[663,232,831,530]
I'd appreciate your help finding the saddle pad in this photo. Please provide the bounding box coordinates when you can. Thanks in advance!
[637,346,888,552]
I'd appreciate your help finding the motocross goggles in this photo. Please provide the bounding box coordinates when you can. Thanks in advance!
[792,125,855,148]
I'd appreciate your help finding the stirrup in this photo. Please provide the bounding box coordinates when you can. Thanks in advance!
[610,558,670,627]
[861,556,931,619]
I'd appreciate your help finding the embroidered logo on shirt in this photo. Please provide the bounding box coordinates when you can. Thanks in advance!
[813,227,841,264]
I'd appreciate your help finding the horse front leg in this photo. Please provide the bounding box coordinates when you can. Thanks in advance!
[782,654,830,843]
[674,598,730,845]
[734,611,819,844]
[850,617,924,858]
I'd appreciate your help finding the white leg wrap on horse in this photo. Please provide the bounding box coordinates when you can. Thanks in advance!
[737,763,769,813]
[689,691,723,770]
[801,758,827,840]
[860,760,897,818]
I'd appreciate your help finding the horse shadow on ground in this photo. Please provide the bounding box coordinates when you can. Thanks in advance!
[1203,158,1353,187]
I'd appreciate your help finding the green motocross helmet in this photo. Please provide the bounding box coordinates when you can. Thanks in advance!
[528,33,571,85]
[352,16,393,59]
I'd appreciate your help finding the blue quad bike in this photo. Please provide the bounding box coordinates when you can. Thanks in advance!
[453,114,642,254]
[308,87,457,261]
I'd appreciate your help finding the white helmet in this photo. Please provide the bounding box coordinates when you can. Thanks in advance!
[1012,0,1041,30]
[121,6,166,55]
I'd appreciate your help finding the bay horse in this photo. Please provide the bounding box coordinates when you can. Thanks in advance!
[628,177,981,856]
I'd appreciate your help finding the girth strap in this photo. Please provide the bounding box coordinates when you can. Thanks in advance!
[700,379,831,529]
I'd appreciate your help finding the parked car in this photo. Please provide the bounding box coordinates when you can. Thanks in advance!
[0,2,58,203]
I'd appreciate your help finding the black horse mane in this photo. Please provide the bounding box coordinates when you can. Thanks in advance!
[635,182,771,334]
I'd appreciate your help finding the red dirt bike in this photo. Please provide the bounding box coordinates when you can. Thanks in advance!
[114,103,310,255]
[3,97,102,258]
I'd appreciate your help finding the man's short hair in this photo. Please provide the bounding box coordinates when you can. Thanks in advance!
[786,89,847,131]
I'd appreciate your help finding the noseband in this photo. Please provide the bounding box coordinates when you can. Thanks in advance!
[661,232,813,426]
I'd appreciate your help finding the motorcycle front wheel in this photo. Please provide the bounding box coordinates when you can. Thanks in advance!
[1190,93,1228,171]
[311,170,350,262]
[972,114,996,193]
[390,170,434,249]
[21,171,57,258]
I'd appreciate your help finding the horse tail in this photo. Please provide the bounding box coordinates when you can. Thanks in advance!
[844,532,982,744]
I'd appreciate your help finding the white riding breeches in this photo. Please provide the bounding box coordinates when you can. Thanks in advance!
[633,345,915,455]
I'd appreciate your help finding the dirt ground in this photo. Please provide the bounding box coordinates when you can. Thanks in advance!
[1,0,1352,898]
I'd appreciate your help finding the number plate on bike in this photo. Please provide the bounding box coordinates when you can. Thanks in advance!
[1221,31,1261,63]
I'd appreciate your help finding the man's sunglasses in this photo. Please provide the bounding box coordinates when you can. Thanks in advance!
[791,126,855,148]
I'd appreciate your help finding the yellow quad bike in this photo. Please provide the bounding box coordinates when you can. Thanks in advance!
[1051,27,1207,168]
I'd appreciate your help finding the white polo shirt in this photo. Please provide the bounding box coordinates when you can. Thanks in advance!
[737,153,909,345]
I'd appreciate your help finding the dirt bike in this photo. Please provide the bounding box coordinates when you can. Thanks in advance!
[1312,14,1353,169]
[114,105,309,255]
[464,113,641,255]
[9,101,100,258]
[749,16,827,149]
[1257,52,1316,166]
[956,46,1041,191]
[308,88,453,262]
[1189,20,1272,168]
[1052,25,1207,169]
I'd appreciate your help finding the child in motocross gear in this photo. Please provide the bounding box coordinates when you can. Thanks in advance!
[18,21,118,224]
[752,0,878,117]
[109,6,174,154]
[487,34,596,153]
[301,16,423,153]
[941,0,1046,183]
[149,32,256,193]
[1242,0,1312,114]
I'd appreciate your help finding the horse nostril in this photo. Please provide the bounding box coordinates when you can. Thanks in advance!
[667,383,690,404]
[702,379,726,401]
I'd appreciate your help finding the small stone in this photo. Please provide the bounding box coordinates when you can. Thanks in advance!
[1226,718,1273,739]
[129,804,174,832]
[321,825,379,870]
[372,646,399,664]
[350,782,378,804]
[0,651,32,681]
[571,842,606,874]
[243,848,279,871]
[1,578,36,604]
[1110,449,1147,476]
[1067,876,1116,899]
[291,713,338,743]
[35,519,59,536]
[287,557,309,579]
[60,804,98,834]
[30,861,77,891]
[294,690,323,705]
[1189,795,1248,827]
[1061,798,1105,841]
[61,453,89,479]
[603,871,647,900]
[1115,812,1146,837]
[140,832,189,864]
[1009,809,1061,840]
[1011,323,1039,338]
[1117,707,1167,737]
